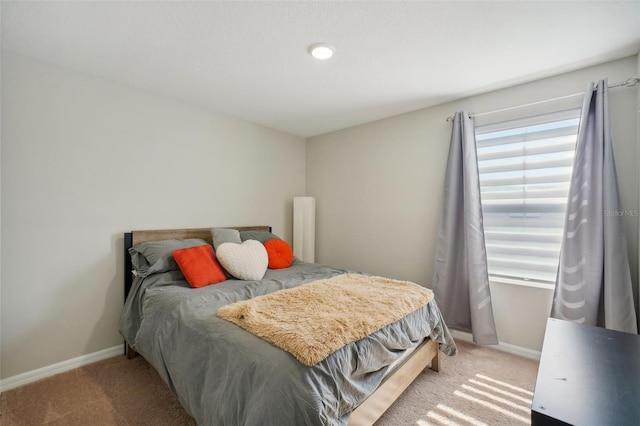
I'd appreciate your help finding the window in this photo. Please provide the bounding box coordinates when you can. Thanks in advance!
[475,109,580,289]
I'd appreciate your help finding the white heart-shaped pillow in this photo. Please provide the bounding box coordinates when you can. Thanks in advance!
[216,240,268,281]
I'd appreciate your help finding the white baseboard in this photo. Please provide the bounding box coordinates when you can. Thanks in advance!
[0,345,123,393]
[451,330,541,361]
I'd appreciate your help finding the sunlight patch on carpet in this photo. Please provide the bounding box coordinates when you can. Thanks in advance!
[419,402,490,426]
[475,374,534,396]
[468,379,533,404]
[416,372,533,425]
[418,412,459,426]
[454,391,530,423]
[436,404,489,425]
[461,384,530,413]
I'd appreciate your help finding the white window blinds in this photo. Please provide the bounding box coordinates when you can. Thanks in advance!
[475,109,580,288]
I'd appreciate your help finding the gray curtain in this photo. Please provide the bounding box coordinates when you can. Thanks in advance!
[551,79,638,333]
[432,111,498,345]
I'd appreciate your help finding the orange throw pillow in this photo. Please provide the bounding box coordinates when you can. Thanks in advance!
[172,245,226,288]
[264,239,294,269]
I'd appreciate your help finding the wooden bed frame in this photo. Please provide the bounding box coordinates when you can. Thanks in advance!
[123,226,440,426]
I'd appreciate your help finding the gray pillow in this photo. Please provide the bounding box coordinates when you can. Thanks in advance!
[239,230,281,243]
[129,238,209,277]
[211,227,242,250]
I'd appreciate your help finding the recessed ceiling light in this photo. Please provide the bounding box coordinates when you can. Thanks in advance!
[308,43,335,60]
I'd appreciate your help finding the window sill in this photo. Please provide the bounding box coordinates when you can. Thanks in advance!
[489,276,555,290]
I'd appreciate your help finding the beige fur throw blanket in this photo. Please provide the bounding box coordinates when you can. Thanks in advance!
[217,273,434,366]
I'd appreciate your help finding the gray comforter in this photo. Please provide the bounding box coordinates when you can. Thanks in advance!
[119,260,457,425]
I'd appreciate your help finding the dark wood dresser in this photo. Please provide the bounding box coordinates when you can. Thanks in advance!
[531,318,640,425]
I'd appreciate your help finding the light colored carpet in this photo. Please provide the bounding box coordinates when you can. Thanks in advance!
[0,340,538,425]
[376,340,539,426]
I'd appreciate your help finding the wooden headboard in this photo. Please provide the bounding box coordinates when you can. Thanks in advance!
[123,226,271,300]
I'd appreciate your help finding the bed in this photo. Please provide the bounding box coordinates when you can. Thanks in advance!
[119,226,457,425]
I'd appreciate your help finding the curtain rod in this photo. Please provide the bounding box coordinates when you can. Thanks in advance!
[445,77,639,122]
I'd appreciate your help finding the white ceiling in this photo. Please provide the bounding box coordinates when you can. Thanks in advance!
[2,1,639,138]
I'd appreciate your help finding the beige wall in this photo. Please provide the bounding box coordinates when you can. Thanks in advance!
[0,51,306,379]
[307,55,639,352]
[1,51,638,380]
